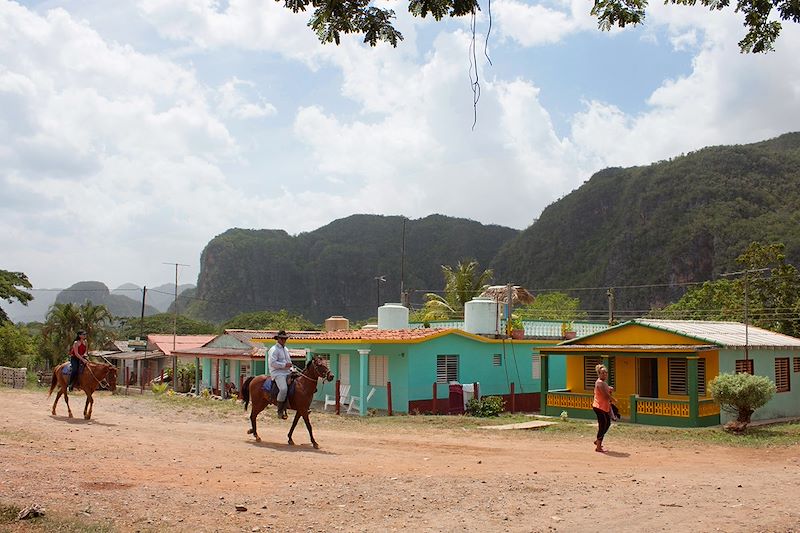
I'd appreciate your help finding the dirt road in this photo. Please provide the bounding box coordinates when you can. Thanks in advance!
[1,388,799,532]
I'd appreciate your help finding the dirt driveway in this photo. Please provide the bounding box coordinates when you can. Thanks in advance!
[1,388,799,533]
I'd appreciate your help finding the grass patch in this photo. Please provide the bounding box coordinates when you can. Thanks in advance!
[0,501,115,532]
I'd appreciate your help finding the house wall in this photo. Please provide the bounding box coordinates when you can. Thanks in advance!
[582,324,707,345]
[718,348,800,422]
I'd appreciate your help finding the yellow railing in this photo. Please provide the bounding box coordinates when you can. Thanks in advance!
[637,399,689,417]
[547,392,592,410]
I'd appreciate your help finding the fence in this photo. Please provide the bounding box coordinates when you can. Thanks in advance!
[0,366,27,389]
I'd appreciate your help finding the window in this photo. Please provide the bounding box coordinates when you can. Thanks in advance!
[775,358,790,393]
[338,354,350,385]
[531,354,540,380]
[735,359,754,374]
[669,358,707,395]
[668,358,688,395]
[794,357,800,373]
[584,357,614,389]
[584,357,602,390]
[436,355,459,383]
[492,354,502,367]
[369,355,388,387]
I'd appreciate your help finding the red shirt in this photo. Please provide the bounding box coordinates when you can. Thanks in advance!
[71,341,87,357]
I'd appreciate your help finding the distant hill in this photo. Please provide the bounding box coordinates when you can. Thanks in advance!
[491,132,800,314]
[112,282,195,313]
[188,214,519,322]
[55,281,161,317]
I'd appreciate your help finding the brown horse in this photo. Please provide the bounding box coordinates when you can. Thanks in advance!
[48,360,118,420]
[241,356,333,449]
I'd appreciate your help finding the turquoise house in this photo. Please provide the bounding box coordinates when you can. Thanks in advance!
[253,327,556,415]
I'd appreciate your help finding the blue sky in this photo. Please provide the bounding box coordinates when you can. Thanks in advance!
[3,0,800,294]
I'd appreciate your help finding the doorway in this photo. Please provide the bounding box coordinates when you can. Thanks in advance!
[638,358,658,398]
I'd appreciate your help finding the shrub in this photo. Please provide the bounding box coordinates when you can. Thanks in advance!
[466,396,505,417]
[151,383,168,395]
[710,372,776,433]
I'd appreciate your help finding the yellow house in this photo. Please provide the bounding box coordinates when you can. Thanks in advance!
[540,319,800,427]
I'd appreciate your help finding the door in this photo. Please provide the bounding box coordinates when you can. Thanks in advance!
[338,354,350,385]
[638,358,658,398]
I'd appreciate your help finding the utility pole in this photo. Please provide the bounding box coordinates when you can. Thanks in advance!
[720,268,770,361]
[164,262,189,390]
[400,218,406,306]
[607,288,616,325]
[506,283,513,336]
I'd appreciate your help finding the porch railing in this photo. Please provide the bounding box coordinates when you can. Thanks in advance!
[546,391,718,419]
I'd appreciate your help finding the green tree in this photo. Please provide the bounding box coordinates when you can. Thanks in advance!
[709,372,776,432]
[516,292,587,321]
[119,313,217,338]
[0,270,33,323]
[0,322,37,367]
[280,0,798,52]
[40,302,114,367]
[222,310,318,331]
[654,242,800,337]
[420,260,493,320]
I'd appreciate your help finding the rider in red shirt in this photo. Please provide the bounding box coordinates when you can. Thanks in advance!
[68,331,89,391]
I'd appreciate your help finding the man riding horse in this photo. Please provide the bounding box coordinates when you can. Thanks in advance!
[267,330,293,419]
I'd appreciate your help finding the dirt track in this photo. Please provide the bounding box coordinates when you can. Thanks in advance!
[1,388,800,532]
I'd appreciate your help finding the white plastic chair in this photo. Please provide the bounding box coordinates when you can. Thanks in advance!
[347,387,376,414]
[323,384,351,411]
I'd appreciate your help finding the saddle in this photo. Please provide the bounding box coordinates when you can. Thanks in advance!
[261,373,298,401]
[62,362,85,375]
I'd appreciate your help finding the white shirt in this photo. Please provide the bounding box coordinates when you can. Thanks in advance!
[267,343,292,376]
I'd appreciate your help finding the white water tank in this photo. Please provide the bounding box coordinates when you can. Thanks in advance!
[464,297,501,335]
[377,303,409,330]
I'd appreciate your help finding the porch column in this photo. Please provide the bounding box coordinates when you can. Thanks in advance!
[305,349,312,364]
[687,355,699,424]
[194,357,200,394]
[358,349,370,417]
[540,354,549,413]
[234,361,241,393]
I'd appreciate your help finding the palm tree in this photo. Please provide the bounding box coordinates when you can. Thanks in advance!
[40,302,113,367]
[420,260,493,320]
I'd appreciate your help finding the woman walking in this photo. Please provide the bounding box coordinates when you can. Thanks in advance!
[592,363,615,452]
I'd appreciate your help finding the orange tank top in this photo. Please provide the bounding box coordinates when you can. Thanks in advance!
[592,379,611,413]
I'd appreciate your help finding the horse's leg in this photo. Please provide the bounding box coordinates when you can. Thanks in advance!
[248,397,262,442]
[301,412,319,449]
[84,393,92,420]
[52,389,62,416]
[63,388,74,418]
[287,411,301,446]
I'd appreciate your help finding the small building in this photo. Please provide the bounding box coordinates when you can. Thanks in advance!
[540,319,800,427]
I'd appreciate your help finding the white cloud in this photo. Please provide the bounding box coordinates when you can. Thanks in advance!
[218,78,277,119]
[492,0,596,46]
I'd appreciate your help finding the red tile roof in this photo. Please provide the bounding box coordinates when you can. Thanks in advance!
[147,335,216,356]
[291,328,451,342]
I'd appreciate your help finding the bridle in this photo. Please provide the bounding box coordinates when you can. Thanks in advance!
[80,360,117,390]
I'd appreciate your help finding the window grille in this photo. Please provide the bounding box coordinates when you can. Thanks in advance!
[531,354,540,380]
[668,358,688,395]
[735,359,754,374]
[492,354,502,367]
[698,358,706,396]
[436,355,459,383]
[775,358,790,393]
[369,355,388,386]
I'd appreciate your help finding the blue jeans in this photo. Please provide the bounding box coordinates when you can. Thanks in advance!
[69,356,81,389]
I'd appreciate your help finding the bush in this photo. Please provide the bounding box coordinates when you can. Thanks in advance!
[710,372,776,432]
[466,396,505,417]
[151,383,168,395]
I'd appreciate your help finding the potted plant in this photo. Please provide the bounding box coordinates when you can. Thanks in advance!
[561,321,576,340]
[509,314,525,339]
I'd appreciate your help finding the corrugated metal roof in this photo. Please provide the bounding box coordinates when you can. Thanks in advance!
[147,335,216,355]
[633,319,800,347]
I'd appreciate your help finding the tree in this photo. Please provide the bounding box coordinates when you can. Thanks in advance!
[222,310,318,331]
[119,313,217,338]
[40,302,114,368]
[0,322,37,367]
[515,292,587,321]
[654,242,800,337]
[280,0,798,52]
[419,260,493,320]
[0,270,33,323]
[709,372,776,432]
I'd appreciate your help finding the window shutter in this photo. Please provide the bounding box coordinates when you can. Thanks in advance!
[775,358,790,393]
[531,354,540,380]
[584,357,602,390]
[436,355,458,383]
[668,358,688,395]
[735,359,754,375]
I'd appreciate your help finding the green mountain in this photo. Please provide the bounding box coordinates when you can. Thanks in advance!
[188,214,519,322]
[491,132,800,315]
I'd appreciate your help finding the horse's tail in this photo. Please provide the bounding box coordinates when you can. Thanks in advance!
[241,376,254,410]
[47,367,58,397]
